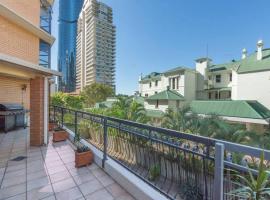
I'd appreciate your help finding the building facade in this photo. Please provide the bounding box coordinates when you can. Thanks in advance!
[0,0,61,145]
[138,40,270,130]
[76,0,116,92]
[197,40,270,110]
[58,0,84,92]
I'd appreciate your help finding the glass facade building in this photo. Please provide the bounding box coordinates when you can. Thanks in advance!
[58,0,84,92]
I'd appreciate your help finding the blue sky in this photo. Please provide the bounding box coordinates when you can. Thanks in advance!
[51,0,270,94]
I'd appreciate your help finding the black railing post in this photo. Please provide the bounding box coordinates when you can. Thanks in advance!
[74,111,78,136]
[102,117,108,168]
[61,107,64,127]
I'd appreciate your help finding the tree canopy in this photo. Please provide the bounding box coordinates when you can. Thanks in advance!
[80,83,114,107]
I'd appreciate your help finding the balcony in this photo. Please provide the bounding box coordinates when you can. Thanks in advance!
[0,129,135,200]
[48,106,270,200]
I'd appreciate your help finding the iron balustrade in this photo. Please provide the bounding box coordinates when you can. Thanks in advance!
[50,105,270,200]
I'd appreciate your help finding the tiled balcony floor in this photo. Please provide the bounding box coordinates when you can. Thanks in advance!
[0,129,135,200]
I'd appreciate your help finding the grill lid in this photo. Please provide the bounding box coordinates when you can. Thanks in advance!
[0,104,24,111]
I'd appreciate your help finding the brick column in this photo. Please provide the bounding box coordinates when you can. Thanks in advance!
[30,76,44,146]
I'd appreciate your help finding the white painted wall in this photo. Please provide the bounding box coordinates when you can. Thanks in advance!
[184,71,196,101]
[235,71,270,109]
[210,70,232,88]
[144,100,169,112]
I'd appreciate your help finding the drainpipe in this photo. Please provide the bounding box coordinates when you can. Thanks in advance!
[44,77,48,145]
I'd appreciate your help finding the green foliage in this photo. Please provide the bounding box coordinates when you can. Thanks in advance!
[63,113,74,125]
[228,153,270,200]
[148,164,160,181]
[51,92,83,109]
[51,92,65,106]
[81,83,114,107]
[109,97,149,123]
[78,119,91,139]
[180,182,203,200]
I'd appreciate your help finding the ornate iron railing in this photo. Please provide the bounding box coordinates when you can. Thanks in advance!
[50,105,270,200]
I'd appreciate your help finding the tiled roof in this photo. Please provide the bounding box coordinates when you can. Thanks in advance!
[147,89,185,101]
[146,109,164,118]
[190,100,270,119]
[208,48,270,74]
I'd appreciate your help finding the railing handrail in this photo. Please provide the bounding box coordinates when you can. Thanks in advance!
[52,105,270,159]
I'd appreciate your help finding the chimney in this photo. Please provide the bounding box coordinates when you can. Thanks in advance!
[139,73,142,81]
[257,40,263,60]
[242,48,247,59]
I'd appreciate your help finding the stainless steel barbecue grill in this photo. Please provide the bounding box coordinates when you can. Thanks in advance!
[0,103,27,133]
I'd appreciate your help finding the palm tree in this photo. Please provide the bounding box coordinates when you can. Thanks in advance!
[110,97,148,123]
[161,106,191,132]
[228,153,270,200]
[198,114,233,140]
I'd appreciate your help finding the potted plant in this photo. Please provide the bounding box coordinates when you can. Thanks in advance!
[74,131,93,168]
[49,119,57,131]
[53,127,68,142]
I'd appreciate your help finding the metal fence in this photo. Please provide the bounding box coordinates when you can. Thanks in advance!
[50,105,270,200]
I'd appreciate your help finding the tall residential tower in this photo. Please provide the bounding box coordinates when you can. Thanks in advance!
[58,0,84,92]
[76,0,116,91]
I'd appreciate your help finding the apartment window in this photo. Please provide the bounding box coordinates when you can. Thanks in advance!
[155,100,159,108]
[39,40,50,68]
[172,78,175,89]
[216,75,221,83]
[229,73,232,82]
[155,80,158,86]
[149,82,152,88]
[40,4,52,33]
[145,94,148,97]
[155,91,158,94]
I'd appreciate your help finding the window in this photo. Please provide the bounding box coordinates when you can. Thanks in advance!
[145,94,148,97]
[216,75,221,83]
[172,78,175,89]
[176,77,179,89]
[215,91,219,99]
[155,100,159,108]
[228,91,231,98]
[155,91,158,94]
[208,92,211,99]
[149,82,152,88]
[229,73,232,82]
[39,40,50,68]
[155,80,158,86]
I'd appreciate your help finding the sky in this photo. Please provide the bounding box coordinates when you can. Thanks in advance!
[51,0,270,95]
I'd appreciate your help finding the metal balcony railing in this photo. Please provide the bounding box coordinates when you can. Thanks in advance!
[50,105,270,200]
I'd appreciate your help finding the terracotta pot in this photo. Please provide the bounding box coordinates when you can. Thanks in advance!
[53,130,68,142]
[75,150,93,168]
[49,122,57,131]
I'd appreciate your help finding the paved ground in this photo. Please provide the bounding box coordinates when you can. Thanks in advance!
[0,129,135,200]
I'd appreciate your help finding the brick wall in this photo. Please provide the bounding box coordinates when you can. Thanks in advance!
[30,77,44,146]
[0,0,40,26]
[0,15,39,64]
[0,76,30,109]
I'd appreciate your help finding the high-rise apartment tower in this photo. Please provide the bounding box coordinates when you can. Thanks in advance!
[76,0,116,91]
[58,0,84,92]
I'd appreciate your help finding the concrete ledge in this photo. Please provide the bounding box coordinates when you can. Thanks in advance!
[64,127,169,200]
